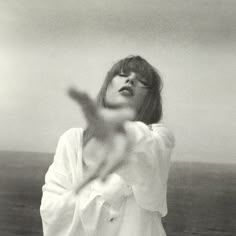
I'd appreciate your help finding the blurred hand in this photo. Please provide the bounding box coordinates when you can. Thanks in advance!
[67,87,136,194]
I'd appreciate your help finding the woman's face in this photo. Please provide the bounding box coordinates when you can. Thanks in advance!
[105,72,149,112]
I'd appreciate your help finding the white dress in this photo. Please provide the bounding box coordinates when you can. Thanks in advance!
[40,121,175,236]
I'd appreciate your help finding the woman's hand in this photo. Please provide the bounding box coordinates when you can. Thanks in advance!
[67,87,136,194]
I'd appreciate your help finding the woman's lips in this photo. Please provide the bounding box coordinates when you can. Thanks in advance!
[118,86,134,96]
[119,90,133,96]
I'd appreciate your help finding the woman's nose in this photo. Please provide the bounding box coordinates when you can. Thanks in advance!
[125,77,135,86]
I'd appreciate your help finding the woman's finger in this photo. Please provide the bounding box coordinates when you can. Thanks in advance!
[67,87,101,127]
[74,158,107,194]
[67,87,113,140]
[99,107,136,132]
[99,133,133,181]
[75,133,133,193]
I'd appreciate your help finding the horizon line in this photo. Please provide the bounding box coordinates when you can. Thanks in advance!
[0,150,235,165]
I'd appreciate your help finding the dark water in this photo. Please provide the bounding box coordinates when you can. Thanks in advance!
[0,151,235,236]
[164,162,236,236]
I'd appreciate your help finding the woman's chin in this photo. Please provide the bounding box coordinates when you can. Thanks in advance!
[105,97,131,109]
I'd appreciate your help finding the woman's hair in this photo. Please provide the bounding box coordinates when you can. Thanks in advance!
[97,55,163,124]
[83,55,163,146]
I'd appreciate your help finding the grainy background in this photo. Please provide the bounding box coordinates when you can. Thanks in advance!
[0,1,235,235]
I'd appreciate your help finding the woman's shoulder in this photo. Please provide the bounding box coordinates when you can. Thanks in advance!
[150,123,175,149]
[127,121,175,149]
[133,121,174,137]
[59,127,84,146]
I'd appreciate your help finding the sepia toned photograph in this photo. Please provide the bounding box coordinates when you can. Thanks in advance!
[0,1,235,236]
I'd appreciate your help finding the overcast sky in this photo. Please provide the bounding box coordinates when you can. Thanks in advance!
[0,0,235,163]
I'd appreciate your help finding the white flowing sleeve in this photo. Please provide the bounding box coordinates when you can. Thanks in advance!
[40,128,82,236]
[40,128,110,236]
[117,121,175,216]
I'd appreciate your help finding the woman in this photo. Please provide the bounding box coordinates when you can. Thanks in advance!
[40,55,175,236]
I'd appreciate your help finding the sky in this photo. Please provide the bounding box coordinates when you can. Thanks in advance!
[0,0,235,163]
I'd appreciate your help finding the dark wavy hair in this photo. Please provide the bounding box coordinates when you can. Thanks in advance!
[97,55,163,124]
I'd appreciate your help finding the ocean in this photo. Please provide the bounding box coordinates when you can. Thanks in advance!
[0,151,235,236]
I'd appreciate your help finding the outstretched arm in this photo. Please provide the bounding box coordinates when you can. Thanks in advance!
[68,87,175,214]
[68,87,136,193]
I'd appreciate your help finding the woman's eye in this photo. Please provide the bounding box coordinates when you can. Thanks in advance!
[119,73,128,77]
[139,80,148,86]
